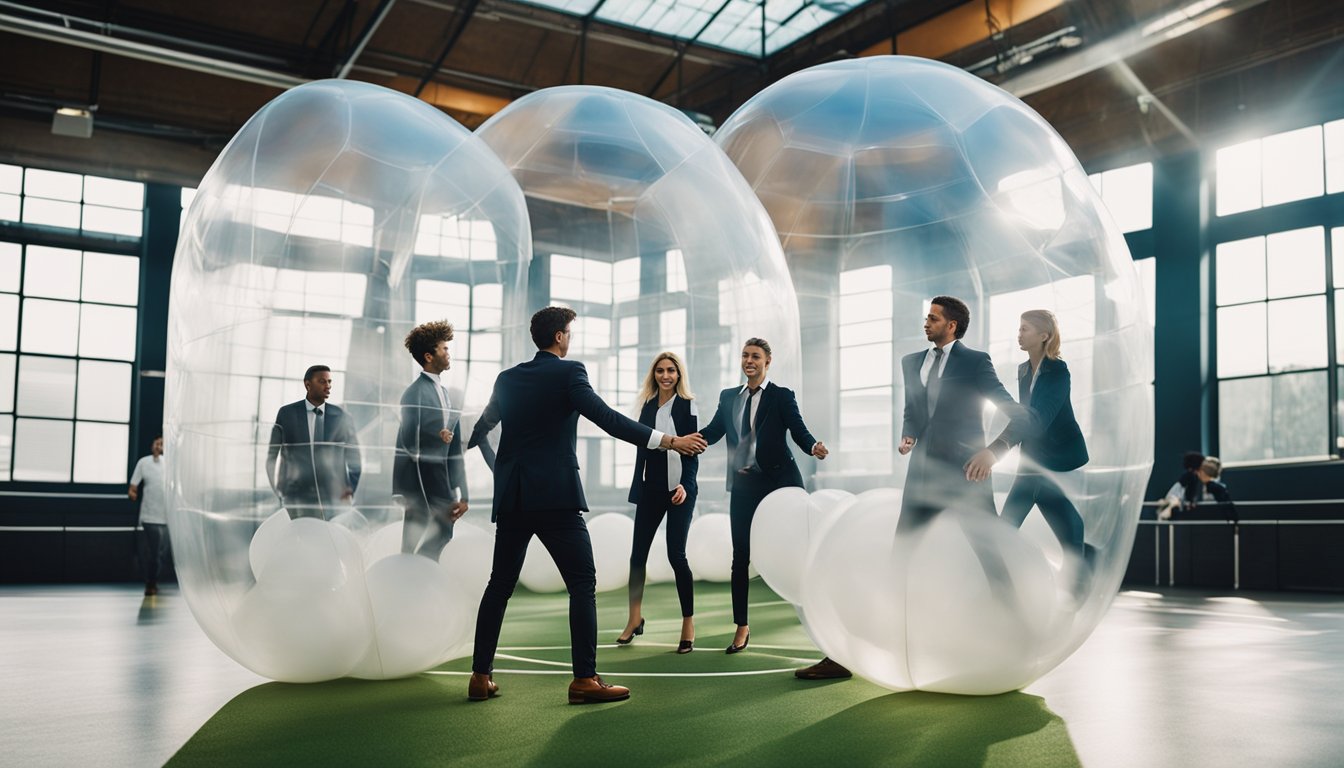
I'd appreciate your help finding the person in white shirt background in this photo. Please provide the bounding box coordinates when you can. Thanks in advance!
[128,436,170,596]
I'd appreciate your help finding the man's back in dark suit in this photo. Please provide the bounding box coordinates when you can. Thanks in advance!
[467,346,657,690]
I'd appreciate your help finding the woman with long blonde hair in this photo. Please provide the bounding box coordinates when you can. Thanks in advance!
[617,351,699,653]
[991,310,1091,594]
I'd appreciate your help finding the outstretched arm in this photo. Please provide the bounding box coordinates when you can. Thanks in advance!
[467,388,501,450]
[779,389,825,459]
[698,395,728,446]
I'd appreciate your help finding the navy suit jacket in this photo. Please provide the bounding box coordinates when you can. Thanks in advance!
[265,400,361,502]
[700,381,815,489]
[994,357,1089,472]
[628,395,699,505]
[900,341,1025,467]
[468,351,654,521]
[393,373,468,506]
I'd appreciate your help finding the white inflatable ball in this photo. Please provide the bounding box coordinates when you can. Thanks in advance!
[747,487,811,604]
[330,507,372,541]
[233,519,371,682]
[800,489,1057,695]
[351,554,470,679]
[519,536,566,593]
[438,522,495,605]
[254,517,365,593]
[686,513,733,583]
[247,509,291,581]
[645,525,676,584]
[364,521,404,568]
[587,513,635,594]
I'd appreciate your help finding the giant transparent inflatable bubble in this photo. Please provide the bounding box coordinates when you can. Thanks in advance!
[716,57,1153,694]
[165,80,531,682]
[476,86,802,540]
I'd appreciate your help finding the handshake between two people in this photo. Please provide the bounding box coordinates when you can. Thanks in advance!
[660,433,830,461]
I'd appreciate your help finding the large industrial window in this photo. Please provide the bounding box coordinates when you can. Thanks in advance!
[1089,162,1154,234]
[1215,227,1330,462]
[0,164,144,484]
[1215,121,1343,216]
[837,264,893,475]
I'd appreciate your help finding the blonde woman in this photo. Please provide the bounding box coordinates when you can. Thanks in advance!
[977,310,1091,590]
[617,352,699,653]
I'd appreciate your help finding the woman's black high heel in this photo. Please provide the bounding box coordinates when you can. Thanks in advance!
[616,617,645,645]
[725,630,750,654]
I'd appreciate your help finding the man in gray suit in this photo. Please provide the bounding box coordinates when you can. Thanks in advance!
[394,320,469,559]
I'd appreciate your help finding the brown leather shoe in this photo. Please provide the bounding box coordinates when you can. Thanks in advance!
[795,657,852,680]
[568,675,630,705]
[467,672,499,701]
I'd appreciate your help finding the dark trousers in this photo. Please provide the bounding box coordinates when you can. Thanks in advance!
[139,523,171,585]
[473,509,598,678]
[401,497,454,560]
[629,480,695,617]
[729,470,778,627]
[1001,470,1084,556]
[897,452,1013,596]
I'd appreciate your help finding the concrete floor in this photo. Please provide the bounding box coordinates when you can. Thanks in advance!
[1,584,1340,767]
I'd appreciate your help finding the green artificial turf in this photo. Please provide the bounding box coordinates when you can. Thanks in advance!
[168,581,1081,767]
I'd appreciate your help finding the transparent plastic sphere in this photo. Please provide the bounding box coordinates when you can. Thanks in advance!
[717,57,1153,694]
[165,80,532,682]
[476,86,802,513]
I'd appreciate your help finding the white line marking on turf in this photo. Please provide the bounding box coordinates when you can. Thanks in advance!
[426,668,799,677]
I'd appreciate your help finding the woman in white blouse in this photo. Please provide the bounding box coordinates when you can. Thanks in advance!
[617,352,699,653]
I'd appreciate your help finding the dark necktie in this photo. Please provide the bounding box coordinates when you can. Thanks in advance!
[312,407,324,444]
[734,388,758,472]
[927,348,945,418]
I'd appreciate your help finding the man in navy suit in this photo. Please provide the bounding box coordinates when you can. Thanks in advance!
[798,296,1025,682]
[394,320,469,559]
[897,296,1026,525]
[466,306,705,705]
[699,337,827,654]
[265,365,362,519]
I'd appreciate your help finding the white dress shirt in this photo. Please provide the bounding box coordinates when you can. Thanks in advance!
[650,396,699,490]
[919,340,958,385]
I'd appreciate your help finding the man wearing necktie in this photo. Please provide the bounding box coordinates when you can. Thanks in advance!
[699,337,828,655]
[394,320,469,559]
[265,365,362,520]
[798,296,1027,682]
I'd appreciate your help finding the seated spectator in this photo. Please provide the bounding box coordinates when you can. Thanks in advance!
[1158,455,1230,519]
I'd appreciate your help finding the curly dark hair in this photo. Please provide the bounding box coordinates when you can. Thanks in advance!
[404,320,454,365]
[531,306,577,349]
[931,295,971,340]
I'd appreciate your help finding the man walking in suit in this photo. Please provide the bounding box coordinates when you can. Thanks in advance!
[466,306,705,704]
[265,365,362,519]
[797,296,1026,682]
[394,320,469,559]
[699,337,827,655]
[897,296,1024,526]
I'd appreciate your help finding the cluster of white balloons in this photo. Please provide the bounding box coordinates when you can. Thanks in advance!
[236,510,492,682]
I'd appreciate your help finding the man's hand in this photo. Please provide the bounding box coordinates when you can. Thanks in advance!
[341,487,355,502]
[898,436,916,455]
[127,485,138,501]
[449,501,468,522]
[964,448,997,482]
[671,485,687,505]
[671,433,707,456]
[440,428,454,444]
[811,441,828,460]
